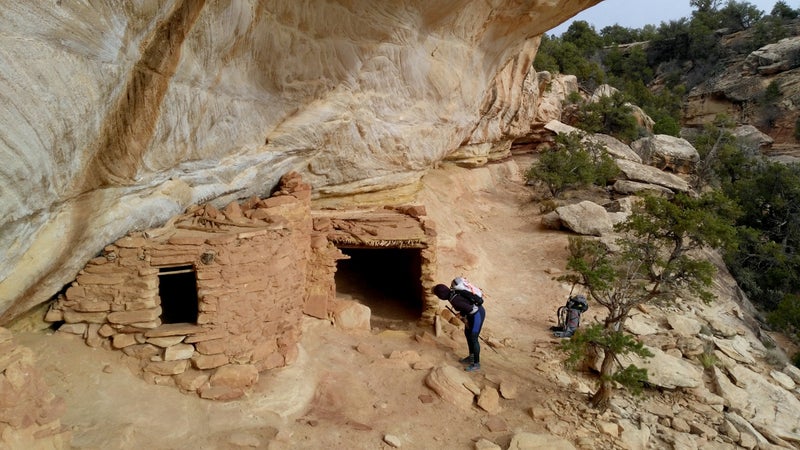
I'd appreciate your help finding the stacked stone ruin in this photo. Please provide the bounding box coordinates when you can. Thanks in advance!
[45,172,437,400]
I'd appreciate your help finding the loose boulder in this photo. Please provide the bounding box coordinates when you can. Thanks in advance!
[631,135,699,174]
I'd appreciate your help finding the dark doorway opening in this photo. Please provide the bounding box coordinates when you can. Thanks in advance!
[335,247,423,329]
[157,265,199,324]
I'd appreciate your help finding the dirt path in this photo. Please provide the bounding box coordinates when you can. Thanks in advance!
[16,155,603,450]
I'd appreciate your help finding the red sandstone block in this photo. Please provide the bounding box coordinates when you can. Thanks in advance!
[62,310,107,324]
[223,250,269,265]
[192,353,229,370]
[112,333,138,349]
[248,209,272,221]
[107,307,162,325]
[197,278,226,290]
[116,236,148,248]
[76,273,126,285]
[167,235,207,246]
[164,344,195,361]
[64,285,85,301]
[184,329,226,344]
[236,280,273,294]
[147,336,185,347]
[292,189,311,201]
[209,364,258,390]
[195,269,222,281]
[44,307,63,323]
[259,195,296,208]
[138,267,159,277]
[88,256,111,265]
[250,340,278,361]
[241,196,260,211]
[144,360,188,376]
[149,244,203,255]
[222,201,244,220]
[197,287,232,299]
[195,338,227,355]
[144,323,205,338]
[258,351,285,371]
[122,344,160,359]
[148,255,197,266]
[303,294,328,319]
[235,229,268,240]
[208,250,231,265]
[57,323,87,335]
[116,247,142,259]
[196,312,215,325]
[204,234,238,245]
[174,369,209,392]
[124,299,158,311]
[74,301,111,313]
[80,288,115,303]
[117,257,145,268]
[83,263,126,274]
[203,204,220,219]
[198,301,217,313]
[125,278,158,291]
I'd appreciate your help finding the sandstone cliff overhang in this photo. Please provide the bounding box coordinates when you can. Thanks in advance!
[0,0,601,325]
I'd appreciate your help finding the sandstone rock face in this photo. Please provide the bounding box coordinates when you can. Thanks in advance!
[743,36,800,75]
[555,201,613,236]
[630,135,699,174]
[685,35,800,148]
[0,0,600,323]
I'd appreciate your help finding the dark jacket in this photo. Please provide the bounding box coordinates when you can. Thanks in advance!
[447,291,478,316]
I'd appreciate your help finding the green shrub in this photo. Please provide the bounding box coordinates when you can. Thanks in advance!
[525,132,619,198]
[698,351,719,369]
[572,93,641,143]
[767,294,800,341]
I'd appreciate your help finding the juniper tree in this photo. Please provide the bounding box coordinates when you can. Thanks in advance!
[560,192,739,410]
[525,132,618,198]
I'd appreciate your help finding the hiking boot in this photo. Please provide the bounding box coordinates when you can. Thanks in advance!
[465,363,481,372]
[459,355,474,365]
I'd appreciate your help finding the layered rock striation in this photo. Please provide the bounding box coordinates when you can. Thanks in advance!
[0,0,599,323]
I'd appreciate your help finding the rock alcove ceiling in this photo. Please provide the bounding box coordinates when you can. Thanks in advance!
[0,0,600,324]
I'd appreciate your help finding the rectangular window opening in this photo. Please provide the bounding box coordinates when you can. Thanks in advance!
[157,265,199,324]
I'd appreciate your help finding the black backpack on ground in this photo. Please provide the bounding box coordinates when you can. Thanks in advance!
[551,294,589,338]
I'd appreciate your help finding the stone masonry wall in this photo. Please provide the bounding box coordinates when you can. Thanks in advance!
[43,172,439,400]
[46,172,313,400]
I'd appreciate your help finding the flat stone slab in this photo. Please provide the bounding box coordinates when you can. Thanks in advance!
[615,159,691,193]
[145,323,207,338]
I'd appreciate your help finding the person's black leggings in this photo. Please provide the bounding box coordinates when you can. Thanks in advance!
[464,305,486,364]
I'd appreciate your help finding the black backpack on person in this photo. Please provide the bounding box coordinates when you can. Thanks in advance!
[450,277,484,306]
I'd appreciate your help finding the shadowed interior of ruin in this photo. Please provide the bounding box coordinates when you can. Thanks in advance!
[158,265,199,324]
[335,247,423,329]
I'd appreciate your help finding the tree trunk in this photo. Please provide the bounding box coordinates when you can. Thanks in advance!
[591,349,616,411]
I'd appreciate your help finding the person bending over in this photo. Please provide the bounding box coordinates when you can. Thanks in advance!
[433,283,485,372]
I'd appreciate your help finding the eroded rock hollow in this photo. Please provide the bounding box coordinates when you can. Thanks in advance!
[0,0,599,323]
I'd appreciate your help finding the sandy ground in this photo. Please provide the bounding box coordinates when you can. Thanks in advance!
[16,155,613,450]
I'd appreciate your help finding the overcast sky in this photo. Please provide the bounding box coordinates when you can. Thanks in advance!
[549,0,788,35]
